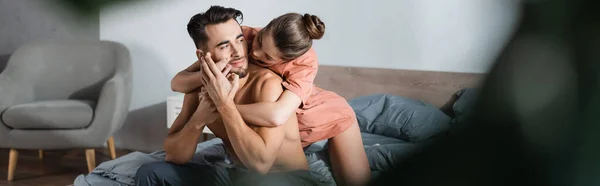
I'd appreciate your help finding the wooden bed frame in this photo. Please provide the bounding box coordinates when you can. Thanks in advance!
[314,65,485,108]
[178,65,484,141]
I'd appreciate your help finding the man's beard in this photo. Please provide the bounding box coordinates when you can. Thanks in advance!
[230,68,248,79]
[225,56,248,79]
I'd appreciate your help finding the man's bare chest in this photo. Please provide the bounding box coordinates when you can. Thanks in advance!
[207,118,260,138]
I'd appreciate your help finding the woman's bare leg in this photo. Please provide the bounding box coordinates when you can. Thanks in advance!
[328,122,371,186]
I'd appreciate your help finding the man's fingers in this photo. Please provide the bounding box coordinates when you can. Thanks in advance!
[233,74,239,84]
[200,92,212,104]
[215,61,226,72]
[200,60,215,81]
[200,74,207,86]
[200,68,208,83]
[204,52,224,78]
[202,74,212,91]
[204,52,211,60]
[201,70,211,88]
[231,74,240,92]
[217,56,230,71]
[215,59,228,72]
[222,65,232,76]
[196,50,204,60]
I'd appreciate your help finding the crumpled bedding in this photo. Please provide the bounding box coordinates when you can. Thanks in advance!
[74,139,337,186]
[74,91,476,186]
[74,139,228,186]
[349,94,451,142]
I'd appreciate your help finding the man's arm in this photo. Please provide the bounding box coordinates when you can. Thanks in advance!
[164,93,211,164]
[171,61,204,93]
[218,78,289,174]
[235,90,301,127]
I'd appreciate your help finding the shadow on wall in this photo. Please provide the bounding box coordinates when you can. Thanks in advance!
[113,101,168,153]
[0,54,11,74]
[111,43,172,153]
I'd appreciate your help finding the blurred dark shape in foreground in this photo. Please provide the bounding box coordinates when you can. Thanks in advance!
[372,0,599,185]
[49,0,144,18]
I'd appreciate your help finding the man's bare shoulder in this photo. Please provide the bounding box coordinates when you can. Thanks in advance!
[258,68,282,81]
[248,66,282,85]
[248,68,283,102]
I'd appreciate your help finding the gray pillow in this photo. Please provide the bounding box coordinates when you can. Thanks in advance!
[349,94,451,142]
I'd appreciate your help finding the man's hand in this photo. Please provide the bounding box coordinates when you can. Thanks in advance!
[196,50,230,74]
[189,89,220,129]
[200,52,240,108]
[171,50,232,93]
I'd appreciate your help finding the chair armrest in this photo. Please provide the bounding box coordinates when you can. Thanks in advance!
[87,71,132,138]
[0,105,10,142]
[87,41,132,138]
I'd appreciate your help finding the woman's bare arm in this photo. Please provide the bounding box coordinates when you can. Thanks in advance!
[236,90,302,127]
[171,61,204,93]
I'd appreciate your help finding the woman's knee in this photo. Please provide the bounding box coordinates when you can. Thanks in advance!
[328,122,372,185]
[331,122,363,144]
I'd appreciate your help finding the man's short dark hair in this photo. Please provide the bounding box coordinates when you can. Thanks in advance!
[187,6,243,49]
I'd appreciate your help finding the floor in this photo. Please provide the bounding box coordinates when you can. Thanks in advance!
[0,148,132,186]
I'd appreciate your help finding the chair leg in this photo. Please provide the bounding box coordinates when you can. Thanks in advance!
[38,149,44,160]
[85,149,95,173]
[107,136,116,160]
[8,148,18,181]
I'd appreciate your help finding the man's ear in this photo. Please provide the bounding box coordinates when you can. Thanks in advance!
[196,49,204,60]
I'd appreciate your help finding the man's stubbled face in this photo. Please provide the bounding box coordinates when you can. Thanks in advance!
[203,18,249,78]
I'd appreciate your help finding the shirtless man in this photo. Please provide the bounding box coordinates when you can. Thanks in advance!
[135,6,319,186]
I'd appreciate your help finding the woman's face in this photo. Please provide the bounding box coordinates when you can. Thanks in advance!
[251,29,284,67]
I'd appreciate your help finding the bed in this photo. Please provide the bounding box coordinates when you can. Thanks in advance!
[73,65,484,186]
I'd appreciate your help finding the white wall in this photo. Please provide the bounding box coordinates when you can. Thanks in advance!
[0,0,99,72]
[100,0,520,151]
[101,0,519,110]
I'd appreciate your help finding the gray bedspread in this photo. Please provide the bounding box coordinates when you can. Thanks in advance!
[74,139,225,186]
[74,138,337,186]
[74,91,476,186]
[73,136,395,186]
